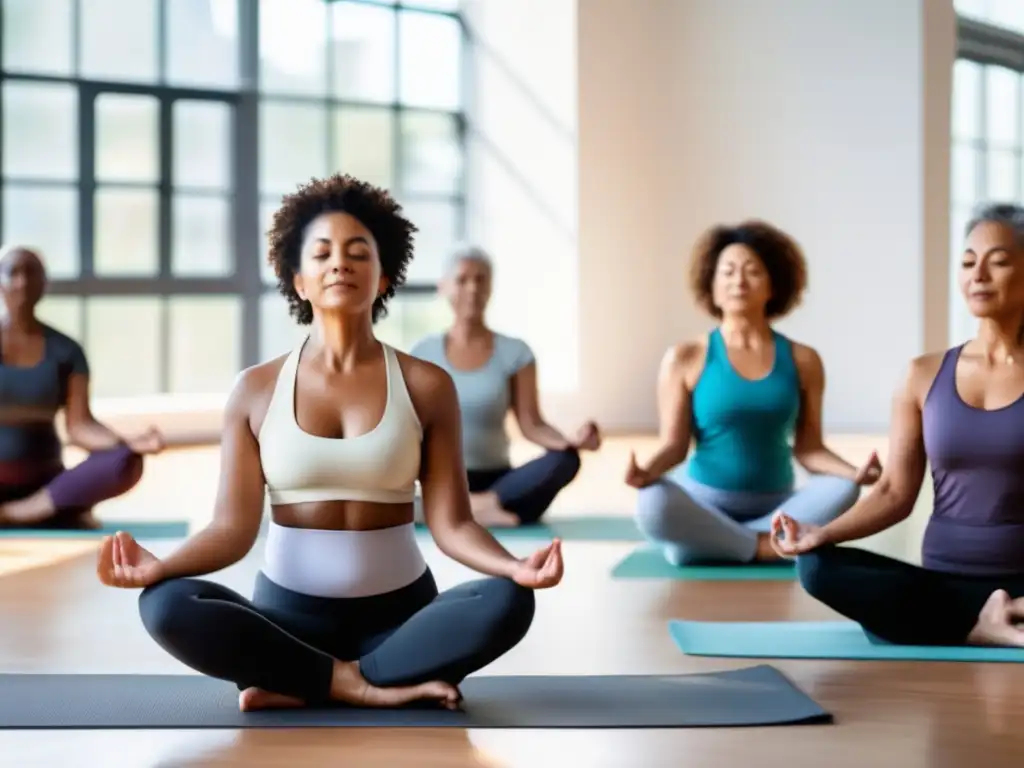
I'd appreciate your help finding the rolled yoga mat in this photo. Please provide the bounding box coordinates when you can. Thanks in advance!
[0,664,832,729]
[0,520,189,540]
[612,546,796,581]
[669,620,1024,663]
[416,516,644,542]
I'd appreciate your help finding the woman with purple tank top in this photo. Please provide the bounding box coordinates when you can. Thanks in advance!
[773,202,1024,649]
[0,246,165,529]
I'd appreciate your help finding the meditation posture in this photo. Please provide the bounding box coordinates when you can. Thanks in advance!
[96,175,563,712]
[0,246,163,529]
[628,221,874,565]
[773,203,1024,649]
[410,247,599,527]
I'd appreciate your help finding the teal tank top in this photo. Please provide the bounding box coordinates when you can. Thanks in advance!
[685,329,800,493]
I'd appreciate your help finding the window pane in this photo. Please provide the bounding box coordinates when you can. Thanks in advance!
[399,112,462,196]
[985,66,1019,148]
[952,59,982,142]
[36,296,82,340]
[260,291,307,362]
[80,0,158,83]
[402,199,458,283]
[260,198,279,285]
[174,100,232,191]
[989,0,1024,35]
[168,296,242,394]
[166,0,240,89]
[85,297,162,398]
[952,143,980,206]
[259,0,328,95]
[398,11,462,110]
[375,293,450,352]
[94,188,159,276]
[986,149,1018,201]
[2,82,78,182]
[172,194,232,277]
[954,0,987,18]
[333,108,394,189]
[2,0,74,76]
[330,2,396,103]
[405,0,461,9]
[95,94,160,184]
[259,102,328,195]
[1,185,79,279]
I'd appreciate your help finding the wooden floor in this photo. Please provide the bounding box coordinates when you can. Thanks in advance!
[1,438,1023,767]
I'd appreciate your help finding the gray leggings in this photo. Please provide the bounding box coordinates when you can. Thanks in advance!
[635,470,860,564]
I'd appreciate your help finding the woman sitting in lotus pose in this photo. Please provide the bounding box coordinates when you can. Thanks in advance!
[411,246,600,527]
[0,246,163,529]
[628,220,875,565]
[774,202,1024,649]
[95,174,563,712]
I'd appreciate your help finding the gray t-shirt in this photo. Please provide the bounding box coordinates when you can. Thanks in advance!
[410,332,534,471]
[0,324,89,464]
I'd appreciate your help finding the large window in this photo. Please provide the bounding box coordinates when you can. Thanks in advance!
[950,7,1024,343]
[0,0,464,399]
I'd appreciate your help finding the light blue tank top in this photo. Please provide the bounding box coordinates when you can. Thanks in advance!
[685,329,800,493]
[409,332,535,471]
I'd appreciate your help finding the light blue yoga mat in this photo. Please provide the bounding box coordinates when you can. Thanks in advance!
[0,520,189,540]
[416,516,643,542]
[668,620,1024,663]
[612,546,797,581]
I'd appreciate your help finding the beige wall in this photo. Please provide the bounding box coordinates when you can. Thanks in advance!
[467,0,957,436]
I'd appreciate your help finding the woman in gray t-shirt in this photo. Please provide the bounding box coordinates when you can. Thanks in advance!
[411,247,600,527]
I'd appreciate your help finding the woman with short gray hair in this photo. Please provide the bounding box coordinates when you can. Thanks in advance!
[411,246,600,527]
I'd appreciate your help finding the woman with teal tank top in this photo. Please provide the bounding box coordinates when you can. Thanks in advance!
[411,247,601,527]
[626,221,877,565]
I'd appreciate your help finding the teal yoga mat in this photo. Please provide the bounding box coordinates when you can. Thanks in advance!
[668,620,1024,663]
[612,546,796,581]
[0,520,189,540]
[417,516,643,542]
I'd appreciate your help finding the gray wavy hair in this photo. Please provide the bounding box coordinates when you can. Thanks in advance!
[445,244,493,278]
[965,202,1024,246]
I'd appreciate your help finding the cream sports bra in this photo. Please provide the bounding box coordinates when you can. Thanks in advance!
[258,338,422,505]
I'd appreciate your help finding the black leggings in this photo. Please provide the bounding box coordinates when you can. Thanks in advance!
[138,568,535,703]
[469,448,581,525]
[798,545,1024,646]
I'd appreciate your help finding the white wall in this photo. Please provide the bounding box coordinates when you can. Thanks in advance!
[468,0,956,435]
[462,0,580,395]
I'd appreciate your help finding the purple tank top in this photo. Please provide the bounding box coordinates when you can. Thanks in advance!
[921,345,1024,576]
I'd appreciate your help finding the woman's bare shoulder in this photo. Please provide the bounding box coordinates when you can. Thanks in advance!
[227,354,290,435]
[393,349,457,427]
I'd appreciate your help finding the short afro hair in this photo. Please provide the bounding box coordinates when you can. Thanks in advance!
[688,220,807,320]
[266,173,417,325]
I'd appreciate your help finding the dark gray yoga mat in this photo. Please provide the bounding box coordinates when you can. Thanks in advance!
[0,664,831,729]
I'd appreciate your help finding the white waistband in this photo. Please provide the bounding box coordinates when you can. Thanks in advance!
[262,521,427,599]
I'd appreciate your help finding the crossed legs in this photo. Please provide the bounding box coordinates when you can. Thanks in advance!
[635,473,860,564]
[0,444,144,528]
[797,545,1024,647]
[139,569,536,709]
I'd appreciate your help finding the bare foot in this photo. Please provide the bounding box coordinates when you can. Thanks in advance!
[967,590,1024,647]
[0,495,57,527]
[331,660,462,710]
[470,492,520,528]
[239,687,306,712]
[753,533,784,562]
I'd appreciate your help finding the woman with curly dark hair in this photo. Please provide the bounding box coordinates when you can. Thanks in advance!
[626,220,873,566]
[93,174,561,713]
